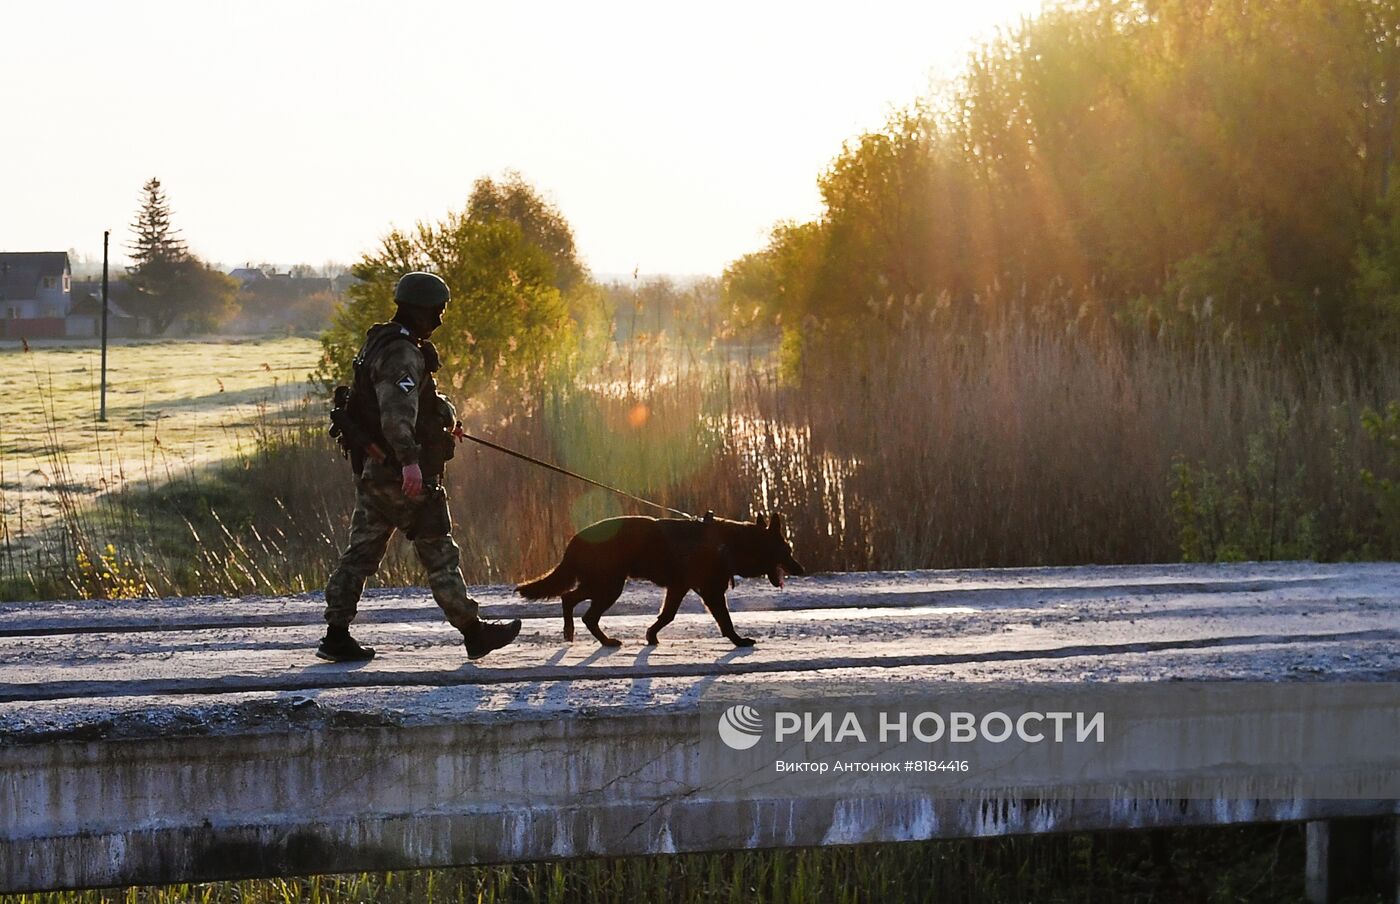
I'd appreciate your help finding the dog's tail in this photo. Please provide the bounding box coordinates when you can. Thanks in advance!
[515,560,577,599]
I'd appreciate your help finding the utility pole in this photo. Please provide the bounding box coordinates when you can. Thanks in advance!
[99,230,109,422]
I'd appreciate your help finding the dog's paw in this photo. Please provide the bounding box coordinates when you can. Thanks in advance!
[731,636,757,648]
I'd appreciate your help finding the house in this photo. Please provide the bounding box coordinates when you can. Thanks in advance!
[66,280,149,338]
[0,251,71,339]
[228,268,349,334]
[228,266,268,286]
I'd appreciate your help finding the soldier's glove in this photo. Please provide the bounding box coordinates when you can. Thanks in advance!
[451,420,466,444]
[401,462,424,498]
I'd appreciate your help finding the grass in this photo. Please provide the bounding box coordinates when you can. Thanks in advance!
[0,824,1333,904]
[0,336,320,523]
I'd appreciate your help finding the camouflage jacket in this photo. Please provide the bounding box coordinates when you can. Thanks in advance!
[353,323,457,481]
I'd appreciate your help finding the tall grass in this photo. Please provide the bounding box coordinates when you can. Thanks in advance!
[3,316,1399,601]
[0,824,1308,904]
[785,315,1400,568]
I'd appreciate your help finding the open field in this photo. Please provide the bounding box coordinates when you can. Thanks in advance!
[0,338,322,550]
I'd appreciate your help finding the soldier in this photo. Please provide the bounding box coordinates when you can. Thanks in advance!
[318,271,522,662]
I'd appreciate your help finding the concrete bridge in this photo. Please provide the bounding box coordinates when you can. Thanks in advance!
[2,561,1399,901]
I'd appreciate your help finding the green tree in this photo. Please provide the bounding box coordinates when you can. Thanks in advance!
[319,185,581,392]
[724,0,1400,352]
[468,171,586,293]
[126,178,239,332]
[814,110,975,316]
[721,220,826,335]
[170,262,239,333]
[127,177,189,332]
[1353,165,1400,346]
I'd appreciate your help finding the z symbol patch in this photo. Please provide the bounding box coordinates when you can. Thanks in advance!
[397,374,416,394]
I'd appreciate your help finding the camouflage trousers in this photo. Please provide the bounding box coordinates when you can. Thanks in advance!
[324,476,479,631]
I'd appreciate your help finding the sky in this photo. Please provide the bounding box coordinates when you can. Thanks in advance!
[2,0,1044,278]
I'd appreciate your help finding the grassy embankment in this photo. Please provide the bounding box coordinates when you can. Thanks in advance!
[3,322,1400,601]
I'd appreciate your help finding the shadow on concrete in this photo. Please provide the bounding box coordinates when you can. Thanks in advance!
[575,644,625,668]
[675,646,755,705]
[303,658,376,672]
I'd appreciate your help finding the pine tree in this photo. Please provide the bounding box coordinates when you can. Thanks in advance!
[128,177,189,272]
[126,178,238,333]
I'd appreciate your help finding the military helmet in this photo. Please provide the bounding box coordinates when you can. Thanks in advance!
[394,272,450,309]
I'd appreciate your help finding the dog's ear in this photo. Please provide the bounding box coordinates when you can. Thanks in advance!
[755,513,768,530]
[770,513,784,533]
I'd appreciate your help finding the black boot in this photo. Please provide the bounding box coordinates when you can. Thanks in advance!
[316,624,376,662]
[462,618,522,660]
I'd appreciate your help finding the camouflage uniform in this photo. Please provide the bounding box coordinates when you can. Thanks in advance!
[324,324,479,632]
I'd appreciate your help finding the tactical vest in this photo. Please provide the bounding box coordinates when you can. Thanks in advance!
[348,321,449,474]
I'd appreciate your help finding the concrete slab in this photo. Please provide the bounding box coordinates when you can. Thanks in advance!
[1,563,1398,891]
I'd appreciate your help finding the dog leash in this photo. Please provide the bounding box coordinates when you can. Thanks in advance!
[458,431,696,520]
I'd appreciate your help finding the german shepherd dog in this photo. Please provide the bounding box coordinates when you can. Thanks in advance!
[516,513,804,647]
